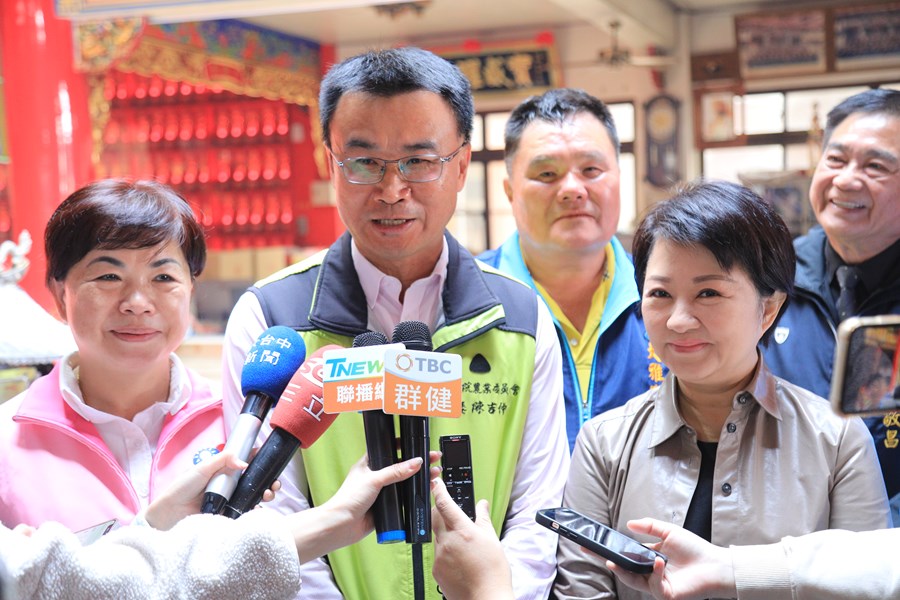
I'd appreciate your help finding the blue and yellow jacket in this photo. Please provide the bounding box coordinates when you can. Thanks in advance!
[479,233,664,450]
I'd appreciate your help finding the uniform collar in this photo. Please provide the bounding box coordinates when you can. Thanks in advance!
[309,231,504,339]
[493,233,638,333]
[649,353,782,447]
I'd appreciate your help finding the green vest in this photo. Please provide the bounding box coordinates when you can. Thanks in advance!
[253,236,537,600]
[253,233,540,600]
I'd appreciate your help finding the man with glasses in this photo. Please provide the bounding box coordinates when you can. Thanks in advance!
[221,47,569,600]
[480,88,664,451]
[332,143,467,185]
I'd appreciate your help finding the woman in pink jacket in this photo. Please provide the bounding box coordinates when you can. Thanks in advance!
[0,179,225,533]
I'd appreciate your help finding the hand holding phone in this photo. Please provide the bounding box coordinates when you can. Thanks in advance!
[536,508,665,574]
[74,518,117,545]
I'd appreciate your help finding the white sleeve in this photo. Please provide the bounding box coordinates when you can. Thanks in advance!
[733,528,900,600]
[221,291,344,600]
[500,300,570,600]
[4,511,300,600]
[221,291,268,430]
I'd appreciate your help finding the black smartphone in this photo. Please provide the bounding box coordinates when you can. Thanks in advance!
[536,507,665,574]
[439,434,476,521]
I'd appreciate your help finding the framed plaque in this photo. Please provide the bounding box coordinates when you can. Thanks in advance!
[736,10,827,79]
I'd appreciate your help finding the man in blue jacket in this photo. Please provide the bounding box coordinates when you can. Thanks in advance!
[479,89,664,449]
[762,88,900,524]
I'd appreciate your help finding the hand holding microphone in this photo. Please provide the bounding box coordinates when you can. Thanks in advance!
[223,345,340,518]
[202,326,306,515]
[285,452,443,565]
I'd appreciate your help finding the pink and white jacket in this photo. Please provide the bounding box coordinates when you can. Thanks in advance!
[0,363,225,531]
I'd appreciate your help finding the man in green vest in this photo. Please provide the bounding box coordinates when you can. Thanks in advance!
[221,47,569,600]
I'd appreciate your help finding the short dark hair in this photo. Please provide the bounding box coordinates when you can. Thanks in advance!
[504,88,620,171]
[45,179,206,286]
[319,47,474,146]
[632,180,795,345]
[824,88,900,145]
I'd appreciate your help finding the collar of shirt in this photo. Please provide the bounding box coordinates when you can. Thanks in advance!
[58,351,192,502]
[825,237,900,300]
[351,237,449,337]
[59,351,193,425]
[649,352,783,447]
[534,243,615,344]
[534,243,615,401]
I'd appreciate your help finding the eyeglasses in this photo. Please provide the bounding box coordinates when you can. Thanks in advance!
[331,142,467,185]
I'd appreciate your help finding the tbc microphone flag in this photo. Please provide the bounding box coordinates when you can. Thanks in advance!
[392,321,434,544]
[320,328,462,543]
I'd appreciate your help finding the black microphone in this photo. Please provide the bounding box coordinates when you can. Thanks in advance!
[355,331,406,544]
[392,320,433,544]
[202,326,306,515]
[222,345,339,519]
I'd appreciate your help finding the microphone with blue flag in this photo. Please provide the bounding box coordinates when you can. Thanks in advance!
[202,325,306,515]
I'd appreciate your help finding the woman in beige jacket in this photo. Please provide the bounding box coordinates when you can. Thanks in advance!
[554,180,890,600]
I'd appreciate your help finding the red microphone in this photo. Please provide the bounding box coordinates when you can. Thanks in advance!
[222,344,340,518]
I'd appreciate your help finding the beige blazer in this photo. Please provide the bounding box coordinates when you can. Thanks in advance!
[554,357,891,600]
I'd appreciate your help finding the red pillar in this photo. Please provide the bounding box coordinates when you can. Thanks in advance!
[1,0,93,312]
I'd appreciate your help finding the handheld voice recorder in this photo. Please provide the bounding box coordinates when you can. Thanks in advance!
[439,434,476,521]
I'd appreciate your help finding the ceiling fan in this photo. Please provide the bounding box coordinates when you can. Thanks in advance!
[571,20,676,68]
